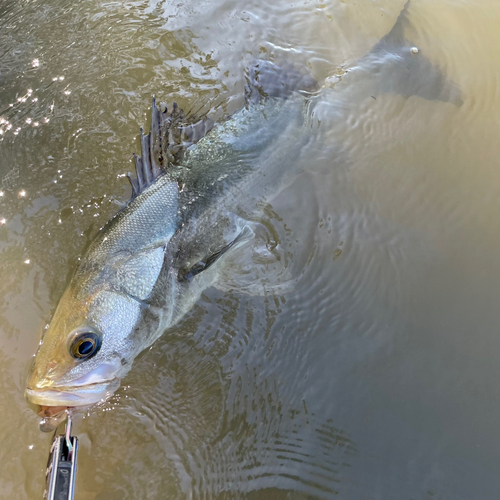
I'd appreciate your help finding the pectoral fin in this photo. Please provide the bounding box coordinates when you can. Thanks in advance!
[177,226,253,282]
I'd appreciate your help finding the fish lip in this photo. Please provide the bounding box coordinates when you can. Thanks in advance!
[25,378,120,407]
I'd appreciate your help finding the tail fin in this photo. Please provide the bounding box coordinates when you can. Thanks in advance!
[358,0,462,105]
[372,0,412,55]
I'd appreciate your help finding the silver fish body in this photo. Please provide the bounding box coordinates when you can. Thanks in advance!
[26,0,462,411]
[26,94,310,408]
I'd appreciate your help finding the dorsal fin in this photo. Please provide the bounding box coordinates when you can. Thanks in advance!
[244,59,318,106]
[127,99,214,198]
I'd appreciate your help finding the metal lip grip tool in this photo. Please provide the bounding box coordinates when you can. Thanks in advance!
[44,412,78,500]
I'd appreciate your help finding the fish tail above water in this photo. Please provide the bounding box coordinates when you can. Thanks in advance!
[373,0,412,54]
[343,0,462,105]
[128,99,214,198]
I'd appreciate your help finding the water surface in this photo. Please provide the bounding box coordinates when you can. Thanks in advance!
[1,0,500,498]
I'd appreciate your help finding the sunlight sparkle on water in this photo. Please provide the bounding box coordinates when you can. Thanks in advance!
[19,190,26,197]
[32,59,39,67]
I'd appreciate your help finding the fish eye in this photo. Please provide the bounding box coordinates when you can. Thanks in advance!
[69,330,101,360]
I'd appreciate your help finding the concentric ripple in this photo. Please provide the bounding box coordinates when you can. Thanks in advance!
[2,0,500,499]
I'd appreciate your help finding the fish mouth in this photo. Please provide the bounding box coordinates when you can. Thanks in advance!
[38,406,71,432]
[25,378,121,407]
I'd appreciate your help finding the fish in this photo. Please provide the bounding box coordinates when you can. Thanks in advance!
[25,0,461,425]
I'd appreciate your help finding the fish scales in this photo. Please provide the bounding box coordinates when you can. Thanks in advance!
[26,0,463,423]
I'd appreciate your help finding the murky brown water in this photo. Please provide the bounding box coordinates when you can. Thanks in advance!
[2,0,500,498]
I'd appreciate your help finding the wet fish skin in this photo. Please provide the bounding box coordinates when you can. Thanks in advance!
[25,93,309,409]
[25,0,463,412]
[25,176,180,406]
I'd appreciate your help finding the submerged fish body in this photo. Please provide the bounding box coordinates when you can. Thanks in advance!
[26,0,461,413]
[26,90,312,410]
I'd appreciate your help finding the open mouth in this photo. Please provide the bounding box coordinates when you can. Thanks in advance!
[37,406,71,433]
[39,405,70,417]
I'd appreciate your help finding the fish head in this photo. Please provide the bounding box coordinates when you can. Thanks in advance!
[25,279,143,412]
[25,178,176,416]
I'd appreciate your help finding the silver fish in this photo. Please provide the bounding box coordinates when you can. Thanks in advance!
[26,0,461,417]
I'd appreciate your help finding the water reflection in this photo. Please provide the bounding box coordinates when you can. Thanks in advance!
[3,0,500,498]
[81,290,356,498]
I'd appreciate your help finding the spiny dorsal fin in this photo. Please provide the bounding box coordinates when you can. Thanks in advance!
[127,99,215,198]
